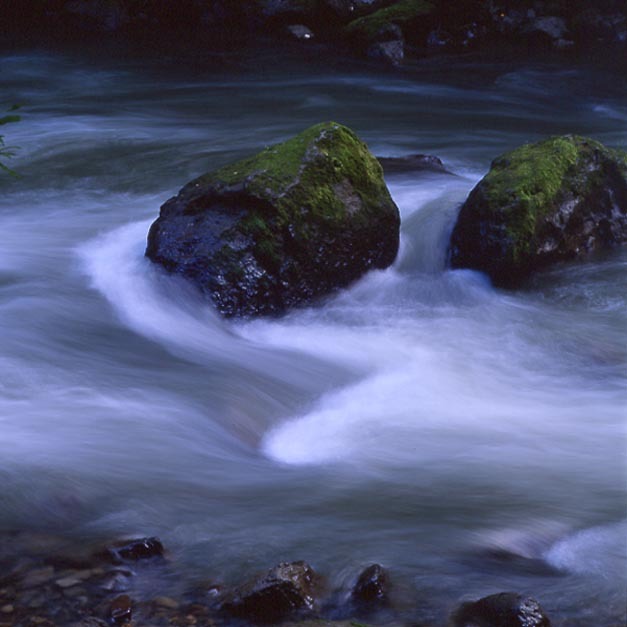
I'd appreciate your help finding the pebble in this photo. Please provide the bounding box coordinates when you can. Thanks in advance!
[110,594,133,624]
[0,605,13,613]
[20,567,55,588]
[154,596,179,609]
[27,595,45,608]
[55,575,82,588]
[63,585,87,598]
[100,569,133,592]
[56,569,93,587]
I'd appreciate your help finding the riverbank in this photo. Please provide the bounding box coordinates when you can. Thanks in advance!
[2,0,626,69]
[0,530,561,626]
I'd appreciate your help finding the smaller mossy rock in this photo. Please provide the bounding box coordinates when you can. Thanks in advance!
[221,561,323,623]
[345,0,435,43]
[146,121,400,317]
[449,135,627,286]
[451,592,551,627]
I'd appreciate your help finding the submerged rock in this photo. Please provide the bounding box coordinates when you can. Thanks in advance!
[146,121,400,317]
[449,135,627,286]
[97,537,165,564]
[451,592,551,626]
[377,153,450,175]
[221,561,323,623]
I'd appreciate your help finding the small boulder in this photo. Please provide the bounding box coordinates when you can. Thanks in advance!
[449,135,627,286]
[377,153,450,175]
[221,561,323,623]
[146,122,400,317]
[351,563,389,605]
[345,0,435,59]
[451,592,551,626]
[96,537,165,564]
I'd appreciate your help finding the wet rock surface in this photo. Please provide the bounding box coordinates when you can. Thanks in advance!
[451,592,552,627]
[449,135,627,286]
[221,561,323,623]
[146,121,400,318]
[377,153,451,175]
[0,530,566,627]
[351,564,390,606]
[97,537,165,564]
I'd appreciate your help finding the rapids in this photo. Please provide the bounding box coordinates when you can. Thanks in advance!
[0,46,625,624]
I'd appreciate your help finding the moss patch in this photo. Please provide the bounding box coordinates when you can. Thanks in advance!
[208,122,393,274]
[346,0,435,41]
[146,121,400,317]
[449,134,627,285]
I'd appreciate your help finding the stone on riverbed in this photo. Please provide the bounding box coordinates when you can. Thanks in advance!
[146,122,400,317]
[351,563,390,606]
[451,592,552,626]
[221,560,323,623]
[449,135,627,286]
[96,537,165,564]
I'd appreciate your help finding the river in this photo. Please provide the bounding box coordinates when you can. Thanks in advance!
[0,44,625,625]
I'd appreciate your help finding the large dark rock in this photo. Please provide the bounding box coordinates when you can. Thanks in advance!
[146,121,400,317]
[221,561,323,623]
[451,592,551,626]
[449,135,627,286]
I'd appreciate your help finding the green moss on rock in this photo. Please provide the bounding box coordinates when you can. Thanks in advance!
[146,122,400,317]
[449,135,627,286]
[346,0,435,41]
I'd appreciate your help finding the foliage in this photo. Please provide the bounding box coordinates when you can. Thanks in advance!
[0,105,21,176]
[346,0,435,40]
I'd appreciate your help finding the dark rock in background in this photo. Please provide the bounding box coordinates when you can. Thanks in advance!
[1,1,625,64]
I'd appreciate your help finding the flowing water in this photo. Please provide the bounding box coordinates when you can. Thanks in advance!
[0,45,626,624]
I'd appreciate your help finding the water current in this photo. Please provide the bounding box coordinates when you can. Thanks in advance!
[0,45,625,624]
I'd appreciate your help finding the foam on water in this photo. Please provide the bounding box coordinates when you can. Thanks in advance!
[78,219,348,394]
[2,48,626,621]
[544,520,627,578]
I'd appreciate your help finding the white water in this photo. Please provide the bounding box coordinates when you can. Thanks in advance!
[1,48,626,624]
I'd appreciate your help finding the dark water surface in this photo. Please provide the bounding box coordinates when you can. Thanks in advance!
[0,46,626,624]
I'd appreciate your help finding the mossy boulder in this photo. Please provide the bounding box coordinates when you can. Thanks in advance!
[449,135,627,286]
[345,0,435,44]
[145,122,400,317]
